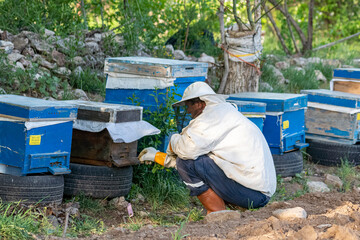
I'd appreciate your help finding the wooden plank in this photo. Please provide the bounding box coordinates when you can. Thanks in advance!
[70,157,112,167]
[70,129,139,167]
[333,80,360,94]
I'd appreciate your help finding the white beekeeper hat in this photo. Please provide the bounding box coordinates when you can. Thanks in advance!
[173,81,225,107]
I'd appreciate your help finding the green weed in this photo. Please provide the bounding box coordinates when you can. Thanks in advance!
[132,166,190,211]
[124,217,143,231]
[66,214,105,238]
[0,54,61,98]
[188,207,204,222]
[336,159,358,192]
[69,67,106,96]
[171,214,190,240]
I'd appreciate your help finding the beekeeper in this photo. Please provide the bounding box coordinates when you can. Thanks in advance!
[138,81,276,214]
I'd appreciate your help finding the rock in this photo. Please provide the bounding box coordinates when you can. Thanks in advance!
[53,67,71,76]
[73,66,83,76]
[289,225,317,240]
[324,59,341,67]
[314,70,327,82]
[136,193,145,203]
[114,35,125,46]
[28,34,53,54]
[56,39,69,53]
[19,58,31,68]
[15,62,25,70]
[138,211,149,217]
[165,44,174,55]
[353,59,360,66]
[275,61,290,70]
[13,79,20,89]
[198,53,215,67]
[72,56,86,65]
[290,57,307,67]
[84,55,97,68]
[109,196,128,211]
[12,37,29,52]
[266,54,280,63]
[85,41,100,53]
[94,33,102,42]
[22,46,35,57]
[293,67,305,74]
[73,89,89,101]
[174,50,186,60]
[342,65,354,68]
[268,65,286,84]
[85,37,97,43]
[7,53,24,63]
[44,29,55,37]
[316,224,332,229]
[273,207,307,220]
[307,57,322,64]
[51,50,65,67]
[307,181,330,193]
[39,59,56,70]
[260,82,273,91]
[324,174,343,188]
[0,40,14,54]
[283,177,293,182]
[204,210,241,223]
[47,215,59,228]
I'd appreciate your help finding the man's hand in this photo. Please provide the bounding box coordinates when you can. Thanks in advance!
[138,147,159,165]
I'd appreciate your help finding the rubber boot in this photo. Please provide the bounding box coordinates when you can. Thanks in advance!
[197,188,226,215]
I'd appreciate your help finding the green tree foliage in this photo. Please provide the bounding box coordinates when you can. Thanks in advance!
[0,0,82,35]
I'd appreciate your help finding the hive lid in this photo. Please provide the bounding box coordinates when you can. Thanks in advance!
[301,89,360,109]
[0,95,77,121]
[228,92,307,112]
[104,57,208,78]
[63,100,143,123]
[226,100,266,114]
[333,68,360,80]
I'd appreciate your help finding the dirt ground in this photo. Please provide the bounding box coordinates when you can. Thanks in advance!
[83,189,360,240]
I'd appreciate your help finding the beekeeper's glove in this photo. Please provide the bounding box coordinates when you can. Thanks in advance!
[138,147,167,166]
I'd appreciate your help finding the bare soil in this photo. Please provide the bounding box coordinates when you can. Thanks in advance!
[84,190,359,240]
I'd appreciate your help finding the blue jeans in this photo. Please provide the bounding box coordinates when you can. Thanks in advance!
[176,155,270,209]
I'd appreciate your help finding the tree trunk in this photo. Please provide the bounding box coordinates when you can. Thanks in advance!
[305,0,315,52]
[224,0,261,94]
[224,61,260,94]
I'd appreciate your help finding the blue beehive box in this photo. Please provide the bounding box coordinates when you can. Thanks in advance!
[0,95,77,176]
[226,100,266,131]
[104,57,208,109]
[300,89,360,144]
[228,92,308,155]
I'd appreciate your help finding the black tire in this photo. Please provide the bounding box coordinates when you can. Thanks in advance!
[272,150,303,177]
[0,174,64,204]
[306,139,360,166]
[64,163,133,199]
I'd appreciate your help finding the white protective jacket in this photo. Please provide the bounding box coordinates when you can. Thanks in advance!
[165,95,277,197]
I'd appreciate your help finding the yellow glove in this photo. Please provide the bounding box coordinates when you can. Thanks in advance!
[138,147,167,166]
